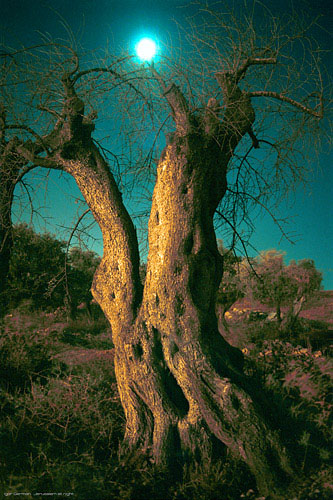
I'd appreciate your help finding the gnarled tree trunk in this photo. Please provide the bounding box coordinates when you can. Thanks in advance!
[62,135,294,498]
[17,66,312,498]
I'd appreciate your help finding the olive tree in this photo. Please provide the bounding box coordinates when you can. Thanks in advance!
[1,2,330,496]
[248,249,287,323]
[248,250,322,326]
[285,259,323,326]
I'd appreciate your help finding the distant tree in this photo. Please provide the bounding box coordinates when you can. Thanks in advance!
[249,250,287,323]
[7,225,102,313]
[249,250,322,326]
[283,258,322,329]
[8,224,66,310]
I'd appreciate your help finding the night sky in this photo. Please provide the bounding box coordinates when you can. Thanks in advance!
[1,0,332,288]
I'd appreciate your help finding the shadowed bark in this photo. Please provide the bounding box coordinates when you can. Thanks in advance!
[12,49,324,497]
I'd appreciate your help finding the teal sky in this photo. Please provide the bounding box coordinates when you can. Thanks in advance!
[1,0,332,288]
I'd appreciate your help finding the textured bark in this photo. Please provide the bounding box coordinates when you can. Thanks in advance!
[52,77,295,497]
[123,129,294,497]
[15,68,307,498]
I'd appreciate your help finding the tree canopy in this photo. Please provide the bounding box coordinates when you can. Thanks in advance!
[0,1,329,254]
[7,224,66,310]
[248,249,322,323]
[6,223,100,312]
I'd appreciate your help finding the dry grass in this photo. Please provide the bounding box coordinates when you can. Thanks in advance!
[1,301,332,499]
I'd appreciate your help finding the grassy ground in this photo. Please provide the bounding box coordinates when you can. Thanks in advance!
[298,290,333,326]
[221,290,333,349]
[231,290,333,318]
[1,298,332,499]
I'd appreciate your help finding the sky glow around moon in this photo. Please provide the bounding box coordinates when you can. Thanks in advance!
[135,37,157,61]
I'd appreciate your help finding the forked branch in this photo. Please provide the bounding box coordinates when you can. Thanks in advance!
[149,64,192,135]
[235,56,277,82]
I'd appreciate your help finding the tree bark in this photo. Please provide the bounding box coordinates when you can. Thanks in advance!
[63,81,294,497]
[19,69,304,498]
[125,101,294,496]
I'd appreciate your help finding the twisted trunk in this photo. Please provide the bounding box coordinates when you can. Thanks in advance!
[21,69,304,498]
[59,132,293,498]
[114,134,294,498]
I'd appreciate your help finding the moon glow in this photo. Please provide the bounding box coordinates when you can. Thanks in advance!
[136,38,157,61]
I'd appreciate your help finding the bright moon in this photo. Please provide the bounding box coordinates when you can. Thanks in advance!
[136,38,157,62]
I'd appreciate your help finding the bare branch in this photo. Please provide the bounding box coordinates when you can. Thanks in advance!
[63,208,91,311]
[65,208,91,254]
[226,187,295,244]
[248,90,323,117]
[72,54,133,82]
[5,124,51,153]
[149,64,192,134]
[18,179,34,225]
[215,208,259,279]
[15,163,40,184]
[235,56,277,82]
[15,145,58,169]
[72,59,150,105]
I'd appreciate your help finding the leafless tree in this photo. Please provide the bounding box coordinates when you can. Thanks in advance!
[0,2,331,496]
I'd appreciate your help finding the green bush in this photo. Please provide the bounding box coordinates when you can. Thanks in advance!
[0,321,65,392]
[245,341,332,459]
[246,321,281,347]
[6,224,102,315]
[8,224,67,310]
